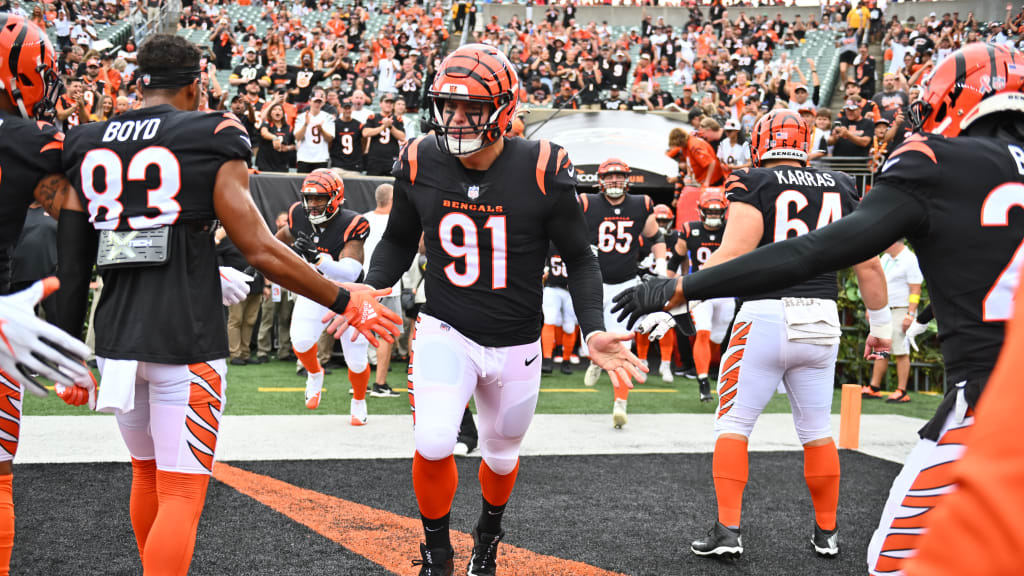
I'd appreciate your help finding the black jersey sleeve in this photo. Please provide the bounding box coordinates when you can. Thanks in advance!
[542,143,604,338]
[723,168,759,208]
[20,120,65,177]
[365,140,424,289]
[343,213,371,243]
[204,111,254,164]
[683,182,928,300]
[871,134,942,208]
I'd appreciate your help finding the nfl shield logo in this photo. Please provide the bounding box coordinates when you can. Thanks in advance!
[468,185,480,200]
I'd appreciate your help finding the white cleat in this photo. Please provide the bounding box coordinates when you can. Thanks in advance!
[584,363,602,387]
[304,371,324,410]
[613,398,628,429]
[350,398,367,426]
[659,362,674,383]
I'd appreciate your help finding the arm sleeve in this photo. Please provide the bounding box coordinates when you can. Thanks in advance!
[683,184,928,300]
[917,303,934,324]
[54,209,99,339]
[363,178,421,289]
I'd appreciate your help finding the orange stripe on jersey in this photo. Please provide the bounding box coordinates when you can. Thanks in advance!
[39,140,62,153]
[889,134,937,164]
[288,201,300,230]
[188,363,223,432]
[555,148,567,176]
[909,459,958,492]
[214,118,247,135]
[580,193,589,212]
[717,321,750,419]
[407,136,421,186]
[536,139,552,196]
[344,214,366,241]
[186,416,217,454]
[189,443,215,473]
[644,195,652,211]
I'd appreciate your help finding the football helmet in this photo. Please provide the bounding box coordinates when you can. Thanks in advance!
[598,158,631,199]
[0,14,61,119]
[301,168,345,225]
[428,43,520,156]
[653,203,674,233]
[750,109,809,167]
[909,43,1024,137]
[698,187,727,229]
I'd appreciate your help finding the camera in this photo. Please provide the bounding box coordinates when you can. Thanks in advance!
[833,121,843,128]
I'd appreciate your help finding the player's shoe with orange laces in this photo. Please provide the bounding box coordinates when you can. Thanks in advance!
[886,389,911,403]
[350,398,368,426]
[861,385,883,399]
[467,527,504,576]
[413,544,454,576]
[304,371,324,410]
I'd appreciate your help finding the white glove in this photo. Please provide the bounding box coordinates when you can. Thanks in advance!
[0,278,91,397]
[636,311,677,341]
[219,267,254,306]
[905,320,928,352]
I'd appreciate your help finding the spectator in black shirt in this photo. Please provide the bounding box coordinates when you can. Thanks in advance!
[831,99,873,158]
[603,86,627,111]
[552,81,580,110]
[256,103,296,173]
[853,43,877,100]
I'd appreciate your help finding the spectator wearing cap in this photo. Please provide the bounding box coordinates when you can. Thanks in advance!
[362,94,405,176]
[602,85,627,111]
[230,47,271,95]
[71,15,97,49]
[328,73,345,96]
[872,72,909,124]
[578,54,602,110]
[330,98,364,174]
[606,50,631,91]
[717,118,750,171]
[294,88,336,173]
[649,81,675,110]
[831,98,873,158]
[667,126,726,188]
[634,53,654,83]
[242,78,266,116]
[552,81,580,110]
[844,79,879,121]
[293,49,342,108]
[870,116,893,172]
[675,85,698,113]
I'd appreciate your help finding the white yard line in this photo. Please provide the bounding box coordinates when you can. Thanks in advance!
[16,413,923,465]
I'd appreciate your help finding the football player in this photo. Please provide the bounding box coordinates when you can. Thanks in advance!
[613,44,1024,574]
[276,168,375,425]
[54,34,400,576]
[325,44,645,576]
[637,203,679,383]
[541,244,578,375]
[668,188,735,402]
[581,158,666,428]
[624,109,892,559]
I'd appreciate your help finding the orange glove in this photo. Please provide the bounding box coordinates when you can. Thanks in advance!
[323,285,402,347]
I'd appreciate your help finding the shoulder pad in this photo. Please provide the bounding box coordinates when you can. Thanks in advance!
[535,139,577,197]
[393,135,427,184]
[877,133,940,179]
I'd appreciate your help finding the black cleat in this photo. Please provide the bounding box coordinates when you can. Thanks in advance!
[698,377,714,403]
[812,524,839,557]
[560,361,573,375]
[541,357,554,374]
[413,544,454,576]
[467,527,504,576]
[371,383,401,397]
[691,522,743,558]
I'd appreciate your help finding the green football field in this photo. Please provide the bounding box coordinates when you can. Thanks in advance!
[24,359,942,419]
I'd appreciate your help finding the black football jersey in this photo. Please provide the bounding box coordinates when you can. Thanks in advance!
[62,104,252,364]
[875,133,1024,384]
[581,193,653,284]
[330,118,364,171]
[287,203,370,259]
[545,243,569,288]
[383,136,583,346]
[725,166,858,300]
[0,113,64,293]
[363,113,404,171]
[679,221,723,272]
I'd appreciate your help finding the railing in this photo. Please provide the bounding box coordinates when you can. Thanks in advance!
[133,0,180,47]
[811,156,874,196]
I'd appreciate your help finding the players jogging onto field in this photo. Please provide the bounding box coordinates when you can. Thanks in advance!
[54,34,400,576]
[541,244,579,376]
[276,168,376,425]
[323,44,646,576]
[580,158,666,428]
[614,44,1024,574]
[637,203,679,384]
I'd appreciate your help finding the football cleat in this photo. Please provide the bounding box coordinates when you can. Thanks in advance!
[812,524,839,557]
[413,544,455,576]
[659,361,674,383]
[560,361,573,375]
[569,354,580,365]
[467,527,504,576]
[698,377,713,403]
[541,357,554,375]
[613,398,628,429]
[305,371,324,410]
[584,364,602,387]
[350,398,368,426]
[552,355,563,364]
[691,522,743,558]
[371,383,401,397]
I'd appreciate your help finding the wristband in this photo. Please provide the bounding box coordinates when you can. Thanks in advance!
[328,287,352,316]
[867,306,892,339]
[908,293,920,304]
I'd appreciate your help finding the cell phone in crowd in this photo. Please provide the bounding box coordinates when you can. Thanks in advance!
[834,121,843,128]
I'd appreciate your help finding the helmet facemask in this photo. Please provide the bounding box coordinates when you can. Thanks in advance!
[302,191,337,226]
[431,94,510,157]
[700,203,726,229]
[600,172,629,199]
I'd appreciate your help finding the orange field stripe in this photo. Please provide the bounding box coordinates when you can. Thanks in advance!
[213,462,628,576]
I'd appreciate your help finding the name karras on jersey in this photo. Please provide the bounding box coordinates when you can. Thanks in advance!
[773,168,837,188]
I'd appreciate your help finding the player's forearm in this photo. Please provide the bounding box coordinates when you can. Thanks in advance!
[853,257,888,311]
[54,207,98,339]
[683,185,925,301]
[562,250,605,337]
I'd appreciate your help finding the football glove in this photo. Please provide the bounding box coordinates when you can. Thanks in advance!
[611,276,678,329]
[219,266,254,306]
[0,278,91,397]
[292,232,320,264]
[636,312,676,341]
[322,285,403,347]
[55,365,98,410]
[905,320,928,352]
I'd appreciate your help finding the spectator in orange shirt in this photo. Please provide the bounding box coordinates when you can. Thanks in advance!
[666,127,726,188]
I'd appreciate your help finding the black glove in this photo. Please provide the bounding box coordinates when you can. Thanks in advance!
[611,276,678,329]
[292,232,319,264]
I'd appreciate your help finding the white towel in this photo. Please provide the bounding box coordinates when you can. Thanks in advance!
[96,359,139,415]
[782,297,841,346]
